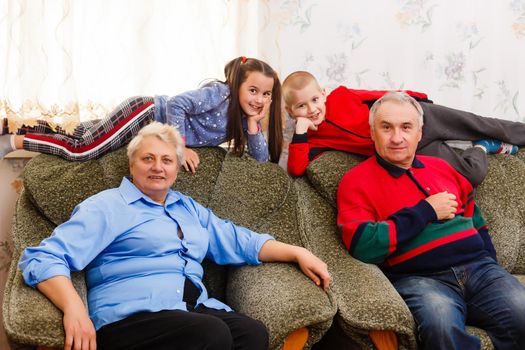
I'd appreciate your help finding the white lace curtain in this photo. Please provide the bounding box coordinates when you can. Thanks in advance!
[0,0,264,132]
[2,0,524,133]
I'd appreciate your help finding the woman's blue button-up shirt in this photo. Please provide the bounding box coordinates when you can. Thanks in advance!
[19,177,274,330]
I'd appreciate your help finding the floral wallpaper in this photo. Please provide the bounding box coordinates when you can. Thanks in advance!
[261,0,524,167]
[264,0,523,116]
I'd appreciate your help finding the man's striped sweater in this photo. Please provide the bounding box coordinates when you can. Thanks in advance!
[336,154,496,275]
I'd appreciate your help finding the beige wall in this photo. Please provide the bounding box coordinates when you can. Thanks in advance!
[0,153,34,349]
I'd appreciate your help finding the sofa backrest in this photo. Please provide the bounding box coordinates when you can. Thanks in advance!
[306,151,525,274]
[15,146,301,299]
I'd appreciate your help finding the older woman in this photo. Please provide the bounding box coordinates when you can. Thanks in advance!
[19,122,331,350]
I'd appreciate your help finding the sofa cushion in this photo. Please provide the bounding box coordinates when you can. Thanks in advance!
[306,151,366,207]
[475,154,525,273]
[210,153,297,243]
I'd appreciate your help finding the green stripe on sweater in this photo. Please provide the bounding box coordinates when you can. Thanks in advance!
[472,205,486,230]
[353,221,391,264]
[394,215,474,255]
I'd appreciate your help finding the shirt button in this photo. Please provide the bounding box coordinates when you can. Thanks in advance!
[426,187,430,191]
[176,289,181,294]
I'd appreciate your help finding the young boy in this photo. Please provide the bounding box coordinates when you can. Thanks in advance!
[283,71,523,186]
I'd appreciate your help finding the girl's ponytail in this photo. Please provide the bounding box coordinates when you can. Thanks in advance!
[224,57,247,157]
[267,73,283,163]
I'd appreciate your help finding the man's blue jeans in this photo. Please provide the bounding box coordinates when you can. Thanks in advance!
[392,257,525,350]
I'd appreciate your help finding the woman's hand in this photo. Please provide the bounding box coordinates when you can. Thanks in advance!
[247,99,272,134]
[183,147,200,174]
[295,247,331,291]
[36,276,96,350]
[258,240,331,291]
[63,304,97,350]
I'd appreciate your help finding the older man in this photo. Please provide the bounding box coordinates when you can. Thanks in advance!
[336,91,525,350]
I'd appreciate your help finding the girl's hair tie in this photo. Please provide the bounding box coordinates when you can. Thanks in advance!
[241,56,247,63]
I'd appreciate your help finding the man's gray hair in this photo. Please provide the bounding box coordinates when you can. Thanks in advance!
[127,122,185,166]
[369,91,424,130]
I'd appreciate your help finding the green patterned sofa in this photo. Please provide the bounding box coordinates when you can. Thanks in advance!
[5,145,525,350]
[2,147,337,350]
[302,150,525,350]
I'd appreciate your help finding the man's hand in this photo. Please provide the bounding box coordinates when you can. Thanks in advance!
[183,147,200,174]
[295,117,318,134]
[426,191,458,220]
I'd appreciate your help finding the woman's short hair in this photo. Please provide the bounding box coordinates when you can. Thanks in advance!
[369,91,424,130]
[127,122,185,166]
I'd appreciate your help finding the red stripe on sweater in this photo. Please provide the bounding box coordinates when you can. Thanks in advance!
[385,228,479,266]
[387,220,397,254]
[341,224,357,250]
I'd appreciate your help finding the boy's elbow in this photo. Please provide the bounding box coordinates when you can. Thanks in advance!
[288,168,305,177]
[287,163,306,177]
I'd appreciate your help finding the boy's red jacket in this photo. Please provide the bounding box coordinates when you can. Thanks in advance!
[287,86,431,176]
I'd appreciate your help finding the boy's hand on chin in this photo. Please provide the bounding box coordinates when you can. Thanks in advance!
[295,117,318,133]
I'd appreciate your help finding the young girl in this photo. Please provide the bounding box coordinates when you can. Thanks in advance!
[0,56,283,172]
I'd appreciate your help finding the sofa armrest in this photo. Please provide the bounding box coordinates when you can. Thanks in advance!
[4,191,89,348]
[3,251,87,348]
[330,256,417,349]
[295,178,417,349]
[226,263,336,350]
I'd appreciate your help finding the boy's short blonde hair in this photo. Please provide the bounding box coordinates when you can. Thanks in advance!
[282,71,322,107]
